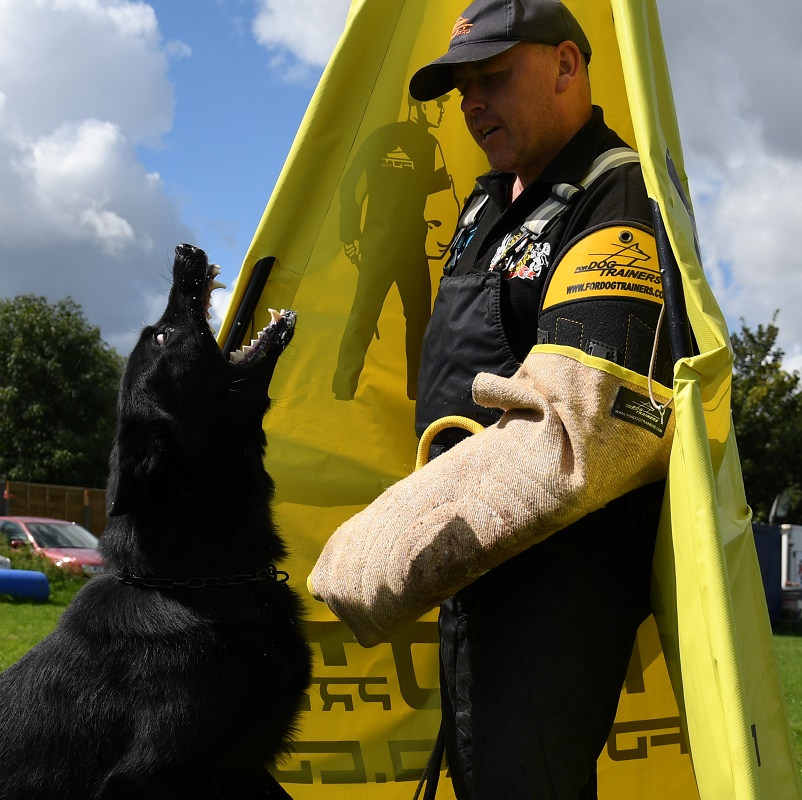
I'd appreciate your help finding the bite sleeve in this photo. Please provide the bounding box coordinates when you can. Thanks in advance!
[308,347,673,647]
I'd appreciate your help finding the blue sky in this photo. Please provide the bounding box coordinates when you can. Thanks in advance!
[1,0,801,372]
[136,0,320,273]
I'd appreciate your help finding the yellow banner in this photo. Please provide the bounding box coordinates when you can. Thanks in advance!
[220,1,800,797]
[613,1,802,797]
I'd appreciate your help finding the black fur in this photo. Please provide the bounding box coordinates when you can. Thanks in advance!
[0,244,312,799]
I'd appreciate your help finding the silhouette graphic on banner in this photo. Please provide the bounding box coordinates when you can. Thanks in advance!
[333,95,458,401]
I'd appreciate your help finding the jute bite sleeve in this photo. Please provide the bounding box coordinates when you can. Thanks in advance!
[308,347,673,647]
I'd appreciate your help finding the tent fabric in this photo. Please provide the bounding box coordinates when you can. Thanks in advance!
[612,1,801,796]
[219,1,800,796]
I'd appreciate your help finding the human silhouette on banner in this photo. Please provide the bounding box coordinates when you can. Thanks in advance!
[332,94,457,401]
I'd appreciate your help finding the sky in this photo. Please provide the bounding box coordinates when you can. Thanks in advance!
[0,0,800,374]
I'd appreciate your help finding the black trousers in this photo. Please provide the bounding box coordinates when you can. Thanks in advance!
[438,481,664,800]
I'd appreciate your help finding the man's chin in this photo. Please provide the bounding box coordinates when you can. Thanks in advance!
[480,139,514,173]
[484,152,515,175]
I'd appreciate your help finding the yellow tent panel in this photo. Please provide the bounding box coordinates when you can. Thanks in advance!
[219,1,800,796]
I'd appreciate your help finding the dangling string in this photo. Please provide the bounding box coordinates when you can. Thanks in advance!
[647,301,675,423]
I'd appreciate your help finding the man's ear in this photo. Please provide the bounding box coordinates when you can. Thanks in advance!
[555,40,582,92]
[106,419,177,517]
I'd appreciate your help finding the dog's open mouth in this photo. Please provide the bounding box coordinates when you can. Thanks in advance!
[228,307,296,365]
[172,244,295,368]
[196,256,295,366]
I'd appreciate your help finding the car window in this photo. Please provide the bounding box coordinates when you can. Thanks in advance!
[26,522,99,549]
[0,521,26,543]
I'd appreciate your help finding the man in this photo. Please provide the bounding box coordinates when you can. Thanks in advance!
[310,0,675,797]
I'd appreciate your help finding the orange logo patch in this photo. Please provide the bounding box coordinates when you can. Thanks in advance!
[451,17,473,39]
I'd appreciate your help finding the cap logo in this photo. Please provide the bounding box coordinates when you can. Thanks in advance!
[451,17,473,40]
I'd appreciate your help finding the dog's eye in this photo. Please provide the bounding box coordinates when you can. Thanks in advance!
[154,327,173,346]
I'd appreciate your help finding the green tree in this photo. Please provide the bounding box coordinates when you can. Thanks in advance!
[0,295,125,488]
[730,312,802,523]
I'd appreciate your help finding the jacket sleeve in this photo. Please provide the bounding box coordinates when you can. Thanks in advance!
[308,346,673,647]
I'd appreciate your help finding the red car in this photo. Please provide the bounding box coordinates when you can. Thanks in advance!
[0,516,105,576]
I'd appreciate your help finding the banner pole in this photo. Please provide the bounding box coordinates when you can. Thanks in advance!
[649,199,693,362]
[221,256,276,358]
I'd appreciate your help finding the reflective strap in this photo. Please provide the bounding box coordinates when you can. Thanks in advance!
[446,193,491,272]
[551,182,581,202]
[522,195,574,237]
[523,147,641,236]
[459,193,489,229]
[579,147,641,188]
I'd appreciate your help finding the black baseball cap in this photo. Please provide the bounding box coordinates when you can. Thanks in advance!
[409,0,592,101]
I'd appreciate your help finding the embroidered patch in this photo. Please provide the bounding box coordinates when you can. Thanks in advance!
[611,386,671,438]
[542,226,663,309]
[490,231,550,281]
[451,17,473,39]
[504,241,550,280]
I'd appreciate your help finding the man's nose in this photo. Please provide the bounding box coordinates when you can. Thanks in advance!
[460,85,485,115]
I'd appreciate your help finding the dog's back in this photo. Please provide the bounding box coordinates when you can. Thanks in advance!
[0,245,311,799]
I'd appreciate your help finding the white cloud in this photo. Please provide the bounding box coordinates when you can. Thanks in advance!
[0,0,193,354]
[165,39,192,60]
[251,0,350,70]
[210,287,234,333]
[79,208,136,255]
[693,131,802,335]
[0,0,173,146]
[659,0,802,375]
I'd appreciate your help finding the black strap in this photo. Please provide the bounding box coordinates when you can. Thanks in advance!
[114,566,289,589]
[412,724,445,800]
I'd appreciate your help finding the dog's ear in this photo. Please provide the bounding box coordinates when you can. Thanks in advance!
[107,419,177,517]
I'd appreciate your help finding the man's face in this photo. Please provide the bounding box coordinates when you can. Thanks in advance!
[453,42,563,186]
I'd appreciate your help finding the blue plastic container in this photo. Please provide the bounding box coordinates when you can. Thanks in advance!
[752,523,783,623]
[0,568,50,601]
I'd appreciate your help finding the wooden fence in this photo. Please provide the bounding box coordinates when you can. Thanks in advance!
[0,480,107,537]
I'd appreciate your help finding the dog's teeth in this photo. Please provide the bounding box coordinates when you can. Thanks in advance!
[268,308,282,324]
[229,350,245,364]
[211,280,227,291]
[211,264,222,276]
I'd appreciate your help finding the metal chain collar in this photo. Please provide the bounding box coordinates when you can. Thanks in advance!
[114,566,289,589]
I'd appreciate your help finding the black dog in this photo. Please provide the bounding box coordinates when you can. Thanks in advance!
[0,244,311,799]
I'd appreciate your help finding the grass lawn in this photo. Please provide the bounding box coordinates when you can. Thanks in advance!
[773,629,802,778]
[0,585,81,670]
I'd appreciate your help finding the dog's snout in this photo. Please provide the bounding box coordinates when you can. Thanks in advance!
[176,243,201,258]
